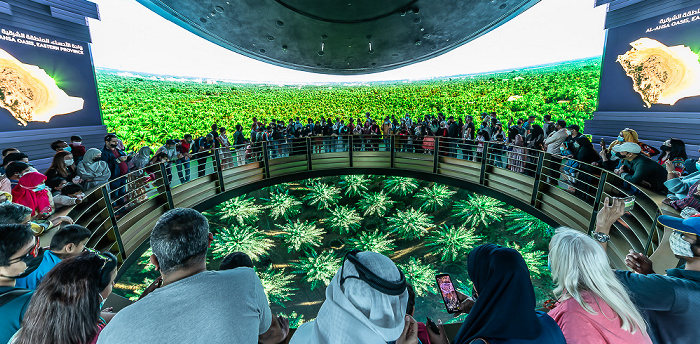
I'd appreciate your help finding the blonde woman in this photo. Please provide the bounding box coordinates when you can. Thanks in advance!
[547,228,651,344]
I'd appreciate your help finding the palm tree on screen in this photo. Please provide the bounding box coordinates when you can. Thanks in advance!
[452,194,508,228]
[398,257,438,297]
[277,220,326,252]
[257,267,297,307]
[507,241,548,278]
[293,250,342,290]
[324,205,363,234]
[383,177,419,196]
[358,191,395,217]
[264,191,302,221]
[347,229,396,255]
[416,184,456,212]
[340,175,371,197]
[426,224,483,262]
[211,224,274,261]
[216,195,266,225]
[506,211,553,239]
[387,208,434,240]
[304,182,342,210]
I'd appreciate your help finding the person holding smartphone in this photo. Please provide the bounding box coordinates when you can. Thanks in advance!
[427,245,565,344]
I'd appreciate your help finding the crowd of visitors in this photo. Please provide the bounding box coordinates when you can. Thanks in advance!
[1,112,700,343]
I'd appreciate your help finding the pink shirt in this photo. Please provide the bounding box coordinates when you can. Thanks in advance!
[548,291,652,344]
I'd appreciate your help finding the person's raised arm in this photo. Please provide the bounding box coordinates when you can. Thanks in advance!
[594,197,625,252]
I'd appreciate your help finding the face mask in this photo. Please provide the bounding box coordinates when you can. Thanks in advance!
[660,145,671,152]
[615,152,627,159]
[573,142,580,149]
[617,136,625,142]
[64,159,74,166]
[566,130,571,136]
[670,231,695,257]
[94,156,102,162]
[110,143,118,148]
[72,142,82,146]
[27,167,38,173]
[33,184,47,192]
[63,146,72,153]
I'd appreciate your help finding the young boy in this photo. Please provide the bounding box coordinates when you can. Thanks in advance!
[14,224,91,290]
[0,224,36,343]
[69,135,86,164]
[53,183,85,210]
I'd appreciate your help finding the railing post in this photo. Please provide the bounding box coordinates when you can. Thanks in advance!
[588,171,608,234]
[530,151,546,206]
[432,137,440,174]
[262,142,270,179]
[348,135,354,167]
[390,135,396,169]
[214,148,226,193]
[101,187,126,260]
[479,142,489,185]
[644,212,661,256]
[159,163,175,209]
[306,137,313,171]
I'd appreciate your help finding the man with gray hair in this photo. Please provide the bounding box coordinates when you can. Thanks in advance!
[97,208,289,344]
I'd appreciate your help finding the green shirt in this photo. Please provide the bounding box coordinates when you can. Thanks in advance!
[0,287,33,344]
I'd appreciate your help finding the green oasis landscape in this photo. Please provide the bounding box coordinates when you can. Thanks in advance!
[113,176,554,326]
[105,58,600,325]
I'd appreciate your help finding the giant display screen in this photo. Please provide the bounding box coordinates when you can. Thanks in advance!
[598,5,700,112]
[0,24,101,131]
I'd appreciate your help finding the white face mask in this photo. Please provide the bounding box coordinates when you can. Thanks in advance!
[670,231,695,257]
[64,159,74,166]
[28,167,38,173]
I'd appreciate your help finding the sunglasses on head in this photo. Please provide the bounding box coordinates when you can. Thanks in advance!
[8,238,40,264]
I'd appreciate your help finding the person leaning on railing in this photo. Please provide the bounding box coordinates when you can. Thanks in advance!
[593,197,700,344]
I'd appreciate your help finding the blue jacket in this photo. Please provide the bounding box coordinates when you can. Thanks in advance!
[616,268,700,344]
[101,146,129,179]
[14,251,61,290]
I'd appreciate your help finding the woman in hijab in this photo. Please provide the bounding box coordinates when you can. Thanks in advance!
[429,244,565,344]
[12,172,52,218]
[289,251,419,344]
[77,148,111,192]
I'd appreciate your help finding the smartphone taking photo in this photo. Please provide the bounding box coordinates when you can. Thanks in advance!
[435,274,460,313]
[623,196,635,212]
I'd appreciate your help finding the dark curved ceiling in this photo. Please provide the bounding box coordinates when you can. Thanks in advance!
[135,0,541,75]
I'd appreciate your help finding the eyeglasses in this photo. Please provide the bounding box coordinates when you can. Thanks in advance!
[84,248,112,273]
[8,238,40,264]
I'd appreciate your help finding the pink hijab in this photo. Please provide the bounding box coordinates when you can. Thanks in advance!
[12,172,51,216]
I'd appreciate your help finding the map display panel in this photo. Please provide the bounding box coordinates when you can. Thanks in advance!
[598,5,700,112]
[0,24,101,131]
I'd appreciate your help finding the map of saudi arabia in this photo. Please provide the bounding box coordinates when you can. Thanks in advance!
[617,38,700,108]
[0,48,83,126]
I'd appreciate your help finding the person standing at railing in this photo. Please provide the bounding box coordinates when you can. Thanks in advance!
[155,140,179,184]
[217,127,235,168]
[191,134,215,178]
[507,126,526,173]
[174,135,192,183]
[77,148,111,192]
[101,135,131,208]
[595,198,700,344]
[232,125,246,167]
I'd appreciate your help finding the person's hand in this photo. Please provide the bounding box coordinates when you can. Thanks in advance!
[614,168,622,176]
[625,249,654,274]
[599,149,608,161]
[276,315,290,341]
[665,160,675,173]
[75,198,82,204]
[427,318,450,344]
[596,197,625,235]
[454,290,476,315]
[395,315,419,344]
[50,216,73,226]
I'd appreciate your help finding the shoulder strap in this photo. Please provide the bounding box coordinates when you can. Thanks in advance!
[0,289,31,308]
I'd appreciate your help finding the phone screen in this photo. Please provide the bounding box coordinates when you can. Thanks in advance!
[623,196,635,212]
[436,274,460,313]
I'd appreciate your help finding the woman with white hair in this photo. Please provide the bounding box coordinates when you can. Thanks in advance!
[289,250,419,344]
[547,228,651,344]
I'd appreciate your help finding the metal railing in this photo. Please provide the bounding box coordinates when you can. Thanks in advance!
[66,135,671,278]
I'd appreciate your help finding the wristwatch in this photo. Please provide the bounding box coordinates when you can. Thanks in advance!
[592,232,610,243]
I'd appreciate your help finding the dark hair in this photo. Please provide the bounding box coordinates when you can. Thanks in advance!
[150,208,209,274]
[543,114,552,121]
[0,224,34,266]
[219,252,254,270]
[406,283,416,315]
[46,177,67,191]
[70,135,82,142]
[60,183,83,196]
[2,148,18,157]
[14,251,117,344]
[668,138,688,161]
[567,124,580,132]
[528,115,536,120]
[104,134,117,143]
[0,203,32,224]
[184,134,192,139]
[50,225,91,251]
[3,152,28,167]
[50,140,67,151]
[5,161,30,178]
[46,151,73,179]
[556,119,566,128]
